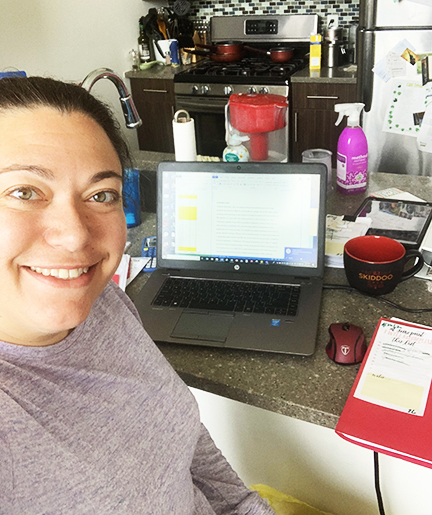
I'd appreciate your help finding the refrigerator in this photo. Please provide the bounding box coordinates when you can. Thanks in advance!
[357,0,432,175]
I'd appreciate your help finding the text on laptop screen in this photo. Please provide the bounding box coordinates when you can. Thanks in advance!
[161,171,321,269]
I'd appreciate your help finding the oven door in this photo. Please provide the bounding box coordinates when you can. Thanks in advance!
[175,95,228,158]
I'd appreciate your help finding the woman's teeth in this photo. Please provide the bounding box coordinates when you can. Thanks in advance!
[30,267,90,280]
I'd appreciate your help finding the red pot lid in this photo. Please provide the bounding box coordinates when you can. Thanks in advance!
[229,93,288,107]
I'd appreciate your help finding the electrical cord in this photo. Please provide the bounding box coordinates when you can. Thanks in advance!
[374,452,386,515]
[323,284,432,313]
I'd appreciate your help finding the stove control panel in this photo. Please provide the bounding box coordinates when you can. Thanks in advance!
[245,19,278,35]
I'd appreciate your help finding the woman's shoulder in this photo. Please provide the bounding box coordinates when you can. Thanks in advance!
[97,280,142,324]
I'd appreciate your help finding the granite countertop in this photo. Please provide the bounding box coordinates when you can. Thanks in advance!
[125,62,196,81]
[290,65,357,84]
[125,62,357,85]
[126,170,432,430]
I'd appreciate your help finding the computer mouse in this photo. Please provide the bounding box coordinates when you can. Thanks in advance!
[326,322,367,365]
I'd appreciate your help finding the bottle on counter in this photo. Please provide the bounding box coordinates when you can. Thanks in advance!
[223,134,250,162]
[138,21,151,64]
[334,103,368,195]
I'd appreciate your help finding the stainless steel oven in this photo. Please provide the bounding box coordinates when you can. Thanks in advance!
[175,82,289,158]
[174,14,318,159]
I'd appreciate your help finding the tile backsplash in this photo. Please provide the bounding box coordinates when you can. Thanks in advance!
[169,0,359,29]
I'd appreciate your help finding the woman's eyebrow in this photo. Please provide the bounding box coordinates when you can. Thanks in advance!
[0,164,55,179]
[90,170,123,183]
[0,165,122,183]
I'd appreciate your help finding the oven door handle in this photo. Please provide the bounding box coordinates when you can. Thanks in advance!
[175,96,229,113]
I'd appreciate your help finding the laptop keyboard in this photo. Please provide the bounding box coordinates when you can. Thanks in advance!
[152,278,300,316]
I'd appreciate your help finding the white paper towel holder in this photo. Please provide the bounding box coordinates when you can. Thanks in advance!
[172,109,197,161]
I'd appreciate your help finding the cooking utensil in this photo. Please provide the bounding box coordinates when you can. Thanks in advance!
[244,45,294,63]
[157,19,168,39]
[196,41,245,55]
[184,48,243,62]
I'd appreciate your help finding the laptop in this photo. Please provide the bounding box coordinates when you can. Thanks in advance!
[133,161,327,356]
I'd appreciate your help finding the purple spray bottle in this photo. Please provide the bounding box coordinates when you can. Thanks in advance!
[334,103,368,195]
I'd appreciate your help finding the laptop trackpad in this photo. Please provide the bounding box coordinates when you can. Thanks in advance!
[171,312,234,343]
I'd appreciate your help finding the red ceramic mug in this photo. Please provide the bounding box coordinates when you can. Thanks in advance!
[344,235,424,295]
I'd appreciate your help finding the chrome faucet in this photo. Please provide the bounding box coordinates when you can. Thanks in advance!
[80,68,142,129]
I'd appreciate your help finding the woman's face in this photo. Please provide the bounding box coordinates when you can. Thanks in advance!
[0,107,127,346]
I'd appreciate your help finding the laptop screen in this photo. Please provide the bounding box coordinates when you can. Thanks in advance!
[157,162,326,277]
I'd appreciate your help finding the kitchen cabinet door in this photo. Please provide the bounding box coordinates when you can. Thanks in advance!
[130,78,175,153]
[291,82,357,167]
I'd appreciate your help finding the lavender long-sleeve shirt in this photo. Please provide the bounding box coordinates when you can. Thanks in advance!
[0,282,274,514]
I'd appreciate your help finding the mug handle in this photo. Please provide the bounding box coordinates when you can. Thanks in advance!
[401,250,424,281]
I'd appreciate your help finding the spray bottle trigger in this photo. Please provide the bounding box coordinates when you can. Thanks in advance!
[335,112,344,126]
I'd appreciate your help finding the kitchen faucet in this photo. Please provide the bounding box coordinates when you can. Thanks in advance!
[80,68,142,129]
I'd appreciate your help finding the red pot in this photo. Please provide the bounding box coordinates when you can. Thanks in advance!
[244,45,294,63]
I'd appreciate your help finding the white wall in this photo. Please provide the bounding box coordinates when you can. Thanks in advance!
[191,387,432,515]
[0,0,166,152]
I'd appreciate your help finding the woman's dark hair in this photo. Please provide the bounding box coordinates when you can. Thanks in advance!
[0,76,131,170]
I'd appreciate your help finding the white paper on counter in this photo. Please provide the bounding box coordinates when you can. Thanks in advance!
[127,257,150,285]
[354,319,432,416]
[325,214,372,268]
[382,77,430,136]
[112,254,131,291]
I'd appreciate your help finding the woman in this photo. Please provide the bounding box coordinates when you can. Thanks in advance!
[0,77,275,514]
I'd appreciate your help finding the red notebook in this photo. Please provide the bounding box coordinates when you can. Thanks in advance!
[336,317,432,468]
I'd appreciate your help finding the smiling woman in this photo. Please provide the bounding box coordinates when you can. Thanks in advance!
[0,77,274,515]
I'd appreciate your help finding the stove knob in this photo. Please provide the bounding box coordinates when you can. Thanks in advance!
[201,85,210,95]
[224,85,233,96]
[259,87,269,94]
[191,85,199,95]
[248,87,257,94]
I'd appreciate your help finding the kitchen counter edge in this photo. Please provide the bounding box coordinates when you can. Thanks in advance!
[290,65,357,84]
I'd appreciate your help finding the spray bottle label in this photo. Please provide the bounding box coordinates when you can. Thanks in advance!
[337,152,368,188]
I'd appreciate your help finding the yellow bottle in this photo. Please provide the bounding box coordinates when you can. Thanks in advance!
[310,33,322,70]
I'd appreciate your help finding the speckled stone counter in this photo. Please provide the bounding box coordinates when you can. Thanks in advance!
[125,63,193,81]
[126,171,432,430]
[291,65,357,84]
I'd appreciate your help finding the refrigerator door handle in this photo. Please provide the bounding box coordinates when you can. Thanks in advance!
[359,0,376,30]
[357,28,375,113]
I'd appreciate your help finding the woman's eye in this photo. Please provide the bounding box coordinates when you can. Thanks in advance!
[10,187,39,201]
[90,191,119,203]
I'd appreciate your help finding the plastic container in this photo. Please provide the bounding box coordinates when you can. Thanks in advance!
[228,93,288,161]
[334,103,368,195]
[123,168,141,227]
[223,134,250,162]
[302,149,333,193]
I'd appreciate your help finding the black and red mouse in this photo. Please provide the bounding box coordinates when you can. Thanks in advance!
[326,322,367,365]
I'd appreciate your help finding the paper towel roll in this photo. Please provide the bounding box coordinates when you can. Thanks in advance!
[173,110,197,161]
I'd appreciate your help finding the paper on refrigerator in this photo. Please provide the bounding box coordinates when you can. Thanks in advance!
[382,78,432,136]
[417,96,432,153]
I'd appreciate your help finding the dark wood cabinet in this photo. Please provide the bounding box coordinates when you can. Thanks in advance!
[129,78,175,153]
[290,82,357,167]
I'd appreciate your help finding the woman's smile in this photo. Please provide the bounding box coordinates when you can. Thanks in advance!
[29,266,90,279]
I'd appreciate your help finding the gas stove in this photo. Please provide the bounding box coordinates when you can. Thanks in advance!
[175,56,306,91]
[174,14,318,158]
[174,14,317,96]
[174,57,304,97]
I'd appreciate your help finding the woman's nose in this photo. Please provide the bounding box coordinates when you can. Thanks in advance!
[43,201,92,252]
